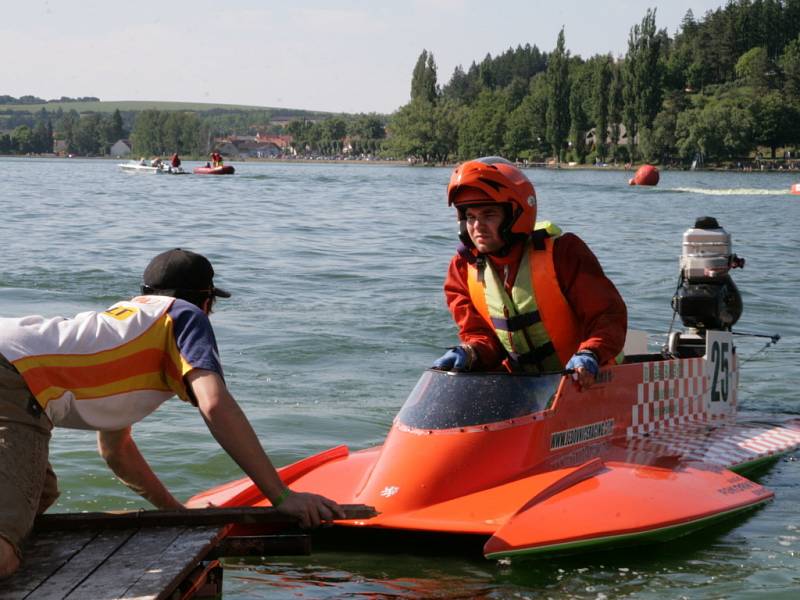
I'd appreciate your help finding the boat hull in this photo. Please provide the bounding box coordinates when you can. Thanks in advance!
[118,163,159,173]
[193,165,235,175]
[189,331,800,558]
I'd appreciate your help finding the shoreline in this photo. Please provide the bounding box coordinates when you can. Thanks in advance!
[2,153,799,174]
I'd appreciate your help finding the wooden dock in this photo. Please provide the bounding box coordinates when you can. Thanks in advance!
[3,505,374,600]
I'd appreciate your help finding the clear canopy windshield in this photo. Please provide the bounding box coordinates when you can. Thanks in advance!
[396,369,561,430]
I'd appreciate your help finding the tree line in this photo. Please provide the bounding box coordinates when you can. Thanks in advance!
[0,108,124,156]
[0,95,99,105]
[3,1,799,165]
[386,0,800,165]
[0,103,387,159]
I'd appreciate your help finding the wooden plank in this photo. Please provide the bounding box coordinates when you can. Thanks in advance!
[35,504,377,531]
[3,530,97,599]
[210,534,311,558]
[25,529,137,600]
[121,526,228,600]
[60,526,189,600]
[176,560,223,600]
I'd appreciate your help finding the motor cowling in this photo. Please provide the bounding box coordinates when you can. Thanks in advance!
[671,216,744,331]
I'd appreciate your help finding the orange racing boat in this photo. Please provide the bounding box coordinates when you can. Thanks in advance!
[189,218,800,558]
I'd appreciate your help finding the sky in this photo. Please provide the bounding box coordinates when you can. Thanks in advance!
[2,0,729,115]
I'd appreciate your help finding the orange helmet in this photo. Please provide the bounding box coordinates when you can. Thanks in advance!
[447,157,536,249]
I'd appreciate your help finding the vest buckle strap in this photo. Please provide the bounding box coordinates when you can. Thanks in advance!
[456,243,477,264]
[508,341,556,366]
[530,229,549,251]
[491,310,541,332]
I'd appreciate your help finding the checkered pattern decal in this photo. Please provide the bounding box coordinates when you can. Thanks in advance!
[623,420,800,468]
[628,357,730,436]
[625,356,799,466]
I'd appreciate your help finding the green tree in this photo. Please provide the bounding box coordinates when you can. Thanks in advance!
[779,35,800,96]
[31,109,52,153]
[623,8,664,162]
[457,89,509,159]
[545,28,570,162]
[411,49,438,103]
[735,46,771,88]
[608,61,624,161]
[675,100,753,162]
[73,114,104,156]
[431,98,463,162]
[161,112,183,153]
[751,91,800,158]
[592,56,612,161]
[11,125,33,153]
[286,119,313,154]
[646,90,688,164]
[502,76,549,163]
[386,98,440,162]
[131,110,165,156]
[568,61,593,163]
[441,62,480,104]
[318,117,348,155]
[60,110,80,153]
[109,108,125,141]
[347,114,386,155]
[528,73,550,145]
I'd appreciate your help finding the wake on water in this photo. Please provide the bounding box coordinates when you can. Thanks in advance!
[666,187,792,195]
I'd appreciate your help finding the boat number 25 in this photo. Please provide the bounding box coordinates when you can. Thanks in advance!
[710,340,730,403]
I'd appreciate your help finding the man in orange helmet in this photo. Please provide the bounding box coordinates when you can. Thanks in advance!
[432,156,627,389]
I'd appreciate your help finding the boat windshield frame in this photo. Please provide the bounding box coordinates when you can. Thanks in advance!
[396,369,561,430]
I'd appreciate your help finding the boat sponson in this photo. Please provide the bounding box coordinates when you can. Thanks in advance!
[483,461,773,558]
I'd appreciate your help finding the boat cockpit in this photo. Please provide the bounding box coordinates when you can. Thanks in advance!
[396,370,561,430]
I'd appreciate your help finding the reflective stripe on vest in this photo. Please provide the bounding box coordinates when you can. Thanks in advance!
[466,223,580,373]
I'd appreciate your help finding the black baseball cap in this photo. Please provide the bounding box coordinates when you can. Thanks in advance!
[142,248,231,298]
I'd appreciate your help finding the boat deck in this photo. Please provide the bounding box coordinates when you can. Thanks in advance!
[5,525,227,600]
[3,505,373,600]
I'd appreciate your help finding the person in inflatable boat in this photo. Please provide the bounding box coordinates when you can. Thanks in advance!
[433,156,627,389]
[0,249,343,578]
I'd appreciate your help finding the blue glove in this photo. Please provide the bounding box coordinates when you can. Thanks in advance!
[565,351,599,376]
[432,346,469,371]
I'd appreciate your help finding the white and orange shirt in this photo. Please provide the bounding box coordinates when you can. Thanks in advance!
[0,296,223,430]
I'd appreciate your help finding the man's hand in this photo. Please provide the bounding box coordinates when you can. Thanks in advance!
[566,350,599,390]
[432,346,472,371]
[275,490,345,529]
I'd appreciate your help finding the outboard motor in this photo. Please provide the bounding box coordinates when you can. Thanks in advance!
[668,217,745,355]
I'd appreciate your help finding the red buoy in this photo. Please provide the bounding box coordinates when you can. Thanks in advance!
[791,183,800,195]
[628,164,660,186]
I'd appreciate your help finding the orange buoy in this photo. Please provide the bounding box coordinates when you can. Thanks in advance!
[791,183,800,195]
[629,164,660,186]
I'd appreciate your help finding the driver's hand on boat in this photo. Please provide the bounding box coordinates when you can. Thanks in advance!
[275,490,346,528]
[566,350,599,390]
[432,346,472,371]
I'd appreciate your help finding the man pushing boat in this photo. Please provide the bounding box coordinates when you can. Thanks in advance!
[433,156,627,388]
[0,249,344,578]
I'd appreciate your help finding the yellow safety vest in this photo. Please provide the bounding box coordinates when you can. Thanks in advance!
[466,222,582,373]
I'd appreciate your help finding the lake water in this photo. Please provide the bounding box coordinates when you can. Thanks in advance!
[1,157,799,598]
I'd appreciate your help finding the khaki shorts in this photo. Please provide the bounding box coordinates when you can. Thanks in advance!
[0,354,58,560]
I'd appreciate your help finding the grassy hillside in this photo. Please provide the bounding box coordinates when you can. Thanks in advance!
[1,99,333,118]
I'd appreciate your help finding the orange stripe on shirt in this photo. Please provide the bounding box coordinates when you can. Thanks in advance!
[36,372,174,404]
[16,313,192,406]
[23,348,167,396]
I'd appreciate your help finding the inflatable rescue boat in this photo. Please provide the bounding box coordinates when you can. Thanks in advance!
[193,165,235,175]
[189,217,800,559]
